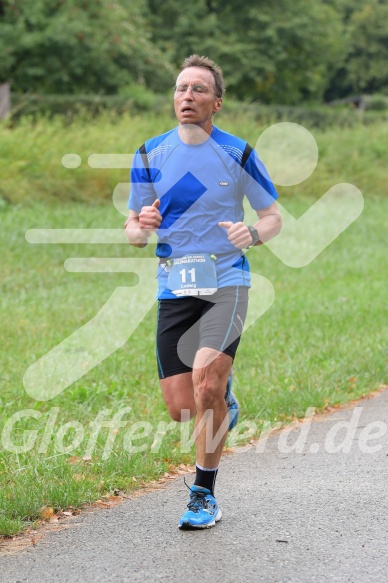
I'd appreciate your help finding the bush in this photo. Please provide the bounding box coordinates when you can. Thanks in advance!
[219,101,386,130]
[10,92,172,122]
[364,94,388,111]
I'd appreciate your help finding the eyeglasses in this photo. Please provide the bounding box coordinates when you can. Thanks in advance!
[174,84,214,95]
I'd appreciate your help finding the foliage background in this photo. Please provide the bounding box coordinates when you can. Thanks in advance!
[1,0,388,104]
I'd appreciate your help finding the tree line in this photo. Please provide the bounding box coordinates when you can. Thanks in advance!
[0,0,387,105]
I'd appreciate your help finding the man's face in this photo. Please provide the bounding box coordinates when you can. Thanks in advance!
[174,66,222,130]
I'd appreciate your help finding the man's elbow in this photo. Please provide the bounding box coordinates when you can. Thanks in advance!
[125,228,147,248]
[275,213,282,235]
[267,212,282,239]
[130,241,147,248]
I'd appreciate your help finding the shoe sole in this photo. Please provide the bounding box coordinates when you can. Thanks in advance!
[179,510,222,530]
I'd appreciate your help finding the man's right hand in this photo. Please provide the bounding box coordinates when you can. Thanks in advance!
[139,199,162,234]
[125,199,162,247]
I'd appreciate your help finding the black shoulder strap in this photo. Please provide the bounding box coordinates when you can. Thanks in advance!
[139,143,151,181]
[241,143,253,168]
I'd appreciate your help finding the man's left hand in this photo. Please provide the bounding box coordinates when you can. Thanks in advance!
[218,221,253,249]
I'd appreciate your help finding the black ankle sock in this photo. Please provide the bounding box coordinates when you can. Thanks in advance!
[194,465,218,495]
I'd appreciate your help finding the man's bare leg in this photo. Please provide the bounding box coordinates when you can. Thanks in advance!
[160,350,232,468]
[192,348,232,469]
[160,372,196,422]
[159,351,232,528]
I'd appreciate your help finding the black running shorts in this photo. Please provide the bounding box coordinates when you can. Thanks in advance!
[156,286,249,379]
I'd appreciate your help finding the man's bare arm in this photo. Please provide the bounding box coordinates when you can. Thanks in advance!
[252,201,282,245]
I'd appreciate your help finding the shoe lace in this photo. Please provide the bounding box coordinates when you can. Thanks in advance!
[184,477,207,513]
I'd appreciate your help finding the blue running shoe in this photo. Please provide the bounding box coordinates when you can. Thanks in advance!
[225,372,239,431]
[179,485,222,530]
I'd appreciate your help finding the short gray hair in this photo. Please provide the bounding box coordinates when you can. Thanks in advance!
[180,54,225,98]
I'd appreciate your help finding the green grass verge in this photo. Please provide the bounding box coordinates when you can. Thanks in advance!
[1,111,387,205]
[0,118,387,537]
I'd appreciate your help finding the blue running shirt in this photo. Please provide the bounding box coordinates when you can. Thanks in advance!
[128,125,278,299]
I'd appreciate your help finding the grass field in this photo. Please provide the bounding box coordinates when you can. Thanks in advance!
[0,113,387,536]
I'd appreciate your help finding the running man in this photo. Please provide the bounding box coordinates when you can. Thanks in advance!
[125,54,281,529]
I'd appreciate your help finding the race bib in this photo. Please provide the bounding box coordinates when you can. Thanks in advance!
[167,254,217,296]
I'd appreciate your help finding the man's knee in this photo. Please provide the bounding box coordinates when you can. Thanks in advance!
[167,405,195,423]
[193,374,225,408]
[192,349,231,408]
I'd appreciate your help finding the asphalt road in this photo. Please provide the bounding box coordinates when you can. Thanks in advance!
[1,389,387,583]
